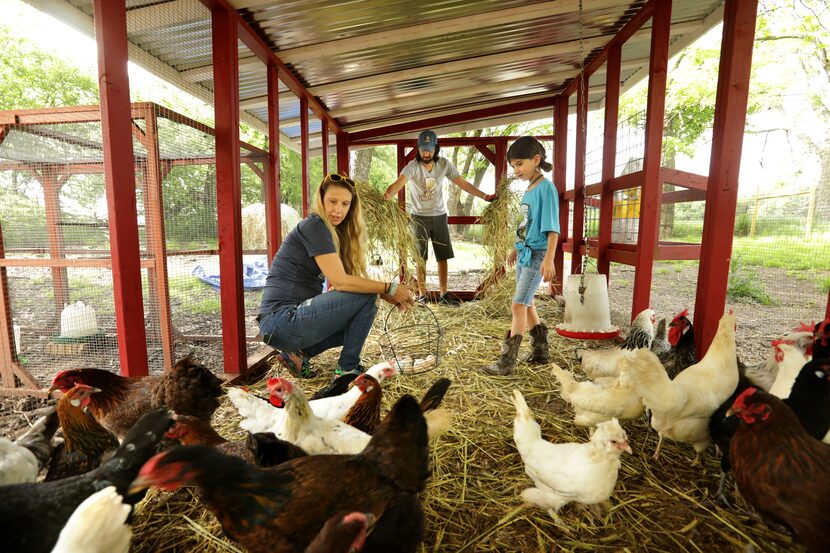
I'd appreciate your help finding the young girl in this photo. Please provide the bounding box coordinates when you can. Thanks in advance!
[481,137,559,376]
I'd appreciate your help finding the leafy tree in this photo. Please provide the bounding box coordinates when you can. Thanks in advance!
[0,25,98,109]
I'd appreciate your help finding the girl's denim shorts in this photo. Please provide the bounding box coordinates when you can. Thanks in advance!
[513,249,546,306]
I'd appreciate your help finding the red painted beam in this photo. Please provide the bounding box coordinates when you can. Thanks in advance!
[197,0,341,135]
[396,144,408,210]
[266,63,281,262]
[660,167,708,191]
[321,119,329,176]
[609,170,644,192]
[598,44,622,280]
[350,136,556,147]
[0,125,8,147]
[0,222,18,388]
[495,139,507,190]
[656,243,701,260]
[553,95,569,291]
[476,144,496,165]
[663,189,706,204]
[336,132,350,175]
[631,0,671,321]
[570,75,588,276]
[300,96,310,216]
[563,0,656,97]
[694,0,759,355]
[211,5,246,375]
[350,97,557,142]
[94,0,148,377]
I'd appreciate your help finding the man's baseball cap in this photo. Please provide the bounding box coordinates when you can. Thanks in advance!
[417,130,438,152]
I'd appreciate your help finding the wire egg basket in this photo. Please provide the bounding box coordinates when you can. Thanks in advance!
[377,302,443,375]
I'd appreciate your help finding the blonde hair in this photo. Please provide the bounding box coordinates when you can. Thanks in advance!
[312,174,368,277]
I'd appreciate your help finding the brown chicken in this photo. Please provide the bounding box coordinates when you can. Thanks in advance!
[341,374,382,434]
[165,414,306,467]
[48,356,223,440]
[130,394,430,553]
[46,384,119,482]
[727,387,830,552]
[305,511,372,553]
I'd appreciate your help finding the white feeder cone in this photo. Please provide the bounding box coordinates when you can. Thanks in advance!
[556,273,619,339]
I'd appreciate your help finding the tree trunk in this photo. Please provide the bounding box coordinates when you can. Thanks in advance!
[811,140,830,228]
[352,147,373,184]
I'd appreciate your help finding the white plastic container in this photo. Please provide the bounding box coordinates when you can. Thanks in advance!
[60,301,98,338]
[555,274,619,339]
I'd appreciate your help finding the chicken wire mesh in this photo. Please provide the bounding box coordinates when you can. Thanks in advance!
[377,303,443,375]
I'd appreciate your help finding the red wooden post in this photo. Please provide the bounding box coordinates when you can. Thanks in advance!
[826,290,830,320]
[571,74,588,276]
[266,63,281,262]
[300,96,310,216]
[0,222,16,387]
[321,119,329,176]
[495,139,507,191]
[94,0,148,377]
[336,132,350,175]
[211,5,246,374]
[597,44,622,280]
[142,107,174,370]
[631,0,672,320]
[39,169,70,315]
[553,95,569,293]
[694,0,759,354]
[396,144,408,208]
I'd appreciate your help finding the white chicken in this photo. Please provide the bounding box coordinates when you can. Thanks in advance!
[551,364,643,427]
[767,341,808,399]
[0,406,59,485]
[620,312,739,459]
[512,390,631,519]
[578,309,655,379]
[50,486,131,553]
[742,326,814,391]
[228,359,399,435]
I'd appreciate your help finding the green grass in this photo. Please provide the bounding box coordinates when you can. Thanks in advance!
[727,256,777,306]
[821,276,830,294]
[169,277,222,315]
[731,235,830,271]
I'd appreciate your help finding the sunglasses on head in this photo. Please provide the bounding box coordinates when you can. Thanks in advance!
[324,173,356,187]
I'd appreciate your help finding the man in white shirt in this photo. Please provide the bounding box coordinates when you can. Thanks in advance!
[384,130,494,304]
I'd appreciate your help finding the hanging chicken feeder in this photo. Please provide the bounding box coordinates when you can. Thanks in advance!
[555,273,619,340]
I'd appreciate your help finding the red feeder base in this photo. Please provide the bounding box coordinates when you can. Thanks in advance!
[554,328,620,340]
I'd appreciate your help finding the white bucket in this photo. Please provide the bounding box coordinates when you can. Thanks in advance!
[556,273,619,339]
[60,301,99,338]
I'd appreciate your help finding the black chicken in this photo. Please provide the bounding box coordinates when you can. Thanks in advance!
[0,408,174,553]
[658,309,698,379]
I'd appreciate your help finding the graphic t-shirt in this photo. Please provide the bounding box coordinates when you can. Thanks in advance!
[259,213,336,314]
[400,158,461,216]
[516,178,560,251]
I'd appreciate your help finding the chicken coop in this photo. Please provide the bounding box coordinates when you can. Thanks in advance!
[0,103,269,394]
[1,0,826,393]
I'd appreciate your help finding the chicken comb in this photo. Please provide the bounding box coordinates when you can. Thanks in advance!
[732,386,759,411]
[793,321,815,333]
[770,338,793,348]
[671,308,690,323]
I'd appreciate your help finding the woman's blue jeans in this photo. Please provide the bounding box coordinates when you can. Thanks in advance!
[258,291,378,372]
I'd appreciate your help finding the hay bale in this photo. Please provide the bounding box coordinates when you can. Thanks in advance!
[241,203,301,250]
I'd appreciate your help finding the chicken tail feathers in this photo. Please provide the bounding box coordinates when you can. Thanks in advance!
[14,405,59,468]
[511,389,534,422]
[420,378,451,413]
[550,365,576,398]
[361,395,429,493]
[96,408,174,504]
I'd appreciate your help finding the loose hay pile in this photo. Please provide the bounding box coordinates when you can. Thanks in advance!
[130,299,800,552]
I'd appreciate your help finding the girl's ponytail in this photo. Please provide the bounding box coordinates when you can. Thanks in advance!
[507,136,552,173]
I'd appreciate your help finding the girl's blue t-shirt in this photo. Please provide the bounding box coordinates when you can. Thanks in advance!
[516,178,560,251]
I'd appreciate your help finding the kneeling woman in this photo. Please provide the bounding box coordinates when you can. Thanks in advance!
[258,173,414,377]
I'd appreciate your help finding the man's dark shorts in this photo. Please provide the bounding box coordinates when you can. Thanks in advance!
[411,213,454,262]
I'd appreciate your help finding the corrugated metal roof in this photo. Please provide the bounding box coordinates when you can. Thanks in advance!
[37,0,725,147]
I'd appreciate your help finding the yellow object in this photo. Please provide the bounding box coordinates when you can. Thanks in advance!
[612,188,641,219]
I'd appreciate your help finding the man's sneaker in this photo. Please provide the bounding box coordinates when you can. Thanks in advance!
[439,293,460,305]
[275,351,316,378]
